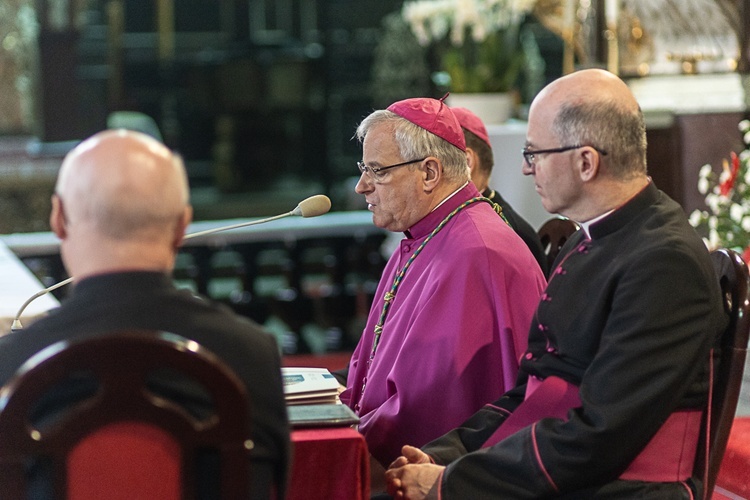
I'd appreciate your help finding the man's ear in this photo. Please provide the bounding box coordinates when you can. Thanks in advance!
[172,205,193,248]
[465,147,478,174]
[49,194,67,239]
[578,147,600,182]
[422,158,442,193]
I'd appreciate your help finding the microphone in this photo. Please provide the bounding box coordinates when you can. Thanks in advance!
[10,195,332,331]
[183,194,332,239]
[294,194,332,218]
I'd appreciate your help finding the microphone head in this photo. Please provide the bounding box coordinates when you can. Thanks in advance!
[293,195,331,217]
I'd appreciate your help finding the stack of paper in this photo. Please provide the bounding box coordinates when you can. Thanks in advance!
[282,367,341,406]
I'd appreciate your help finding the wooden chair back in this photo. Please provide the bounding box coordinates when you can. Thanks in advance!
[0,330,251,499]
[537,217,580,274]
[695,249,750,497]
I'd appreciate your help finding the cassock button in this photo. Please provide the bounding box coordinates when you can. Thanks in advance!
[525,352,533,360]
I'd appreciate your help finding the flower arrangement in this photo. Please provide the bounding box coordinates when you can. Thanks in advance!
[401,0,536,93]
[689,120,750,262]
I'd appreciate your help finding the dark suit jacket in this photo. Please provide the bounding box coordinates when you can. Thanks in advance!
[0,271,290,499]
[424,183,727,498]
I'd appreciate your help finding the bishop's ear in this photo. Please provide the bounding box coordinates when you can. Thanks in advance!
[422,157,442,192]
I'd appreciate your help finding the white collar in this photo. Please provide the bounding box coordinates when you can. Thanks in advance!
[578,210,614,238]
[432,182,469,212]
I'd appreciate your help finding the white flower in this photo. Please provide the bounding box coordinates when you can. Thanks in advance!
[695,120,750,253]
[402,0,455,46]
[706,193,721,214]
[698,176,709,195]
[698,163,712,179]
[719,166,730,185]
[689,209,704,226]
[402,0,534,46]
[451,0,477,44]
[730,203,745,222]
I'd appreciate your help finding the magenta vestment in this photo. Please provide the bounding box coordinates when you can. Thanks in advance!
[340,183,546,465]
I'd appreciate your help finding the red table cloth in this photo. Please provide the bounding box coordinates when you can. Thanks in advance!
[288,427,369,500]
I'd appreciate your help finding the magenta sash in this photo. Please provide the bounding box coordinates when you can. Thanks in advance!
[481,376,580,448]
[619,410,701,481]
[480,376,701,482]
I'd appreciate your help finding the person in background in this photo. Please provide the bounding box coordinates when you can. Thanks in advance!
[0,130,290,498]
[451,106,547,275]
[385,69,727,499]
[340,96,546,476]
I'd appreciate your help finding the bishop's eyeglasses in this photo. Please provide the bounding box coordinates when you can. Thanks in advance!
[357,158,426,178]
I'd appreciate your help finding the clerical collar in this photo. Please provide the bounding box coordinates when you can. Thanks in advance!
[403,181,470,239]
[579,179,653,238]
[579,211,613,238]
[432,181,469,212]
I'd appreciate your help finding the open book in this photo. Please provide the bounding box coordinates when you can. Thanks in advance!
[282,367,340,406]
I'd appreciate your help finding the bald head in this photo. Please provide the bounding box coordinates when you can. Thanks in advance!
[537,68,638,112]
[52,129,192,277]
[56,130,189,239]
[531,69,647,180]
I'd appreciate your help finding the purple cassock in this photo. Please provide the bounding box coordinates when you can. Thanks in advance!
[341,183,546,466]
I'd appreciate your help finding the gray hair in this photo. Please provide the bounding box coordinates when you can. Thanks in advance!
[356,110,469,184]
[551,100,647,179]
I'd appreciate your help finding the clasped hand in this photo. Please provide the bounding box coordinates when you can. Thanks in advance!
[384,445,444,500]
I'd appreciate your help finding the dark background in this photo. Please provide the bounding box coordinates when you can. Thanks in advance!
[35,0,564,219]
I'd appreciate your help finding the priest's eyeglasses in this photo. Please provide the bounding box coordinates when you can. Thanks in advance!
[522,145,608,169]
[357,158,426,178]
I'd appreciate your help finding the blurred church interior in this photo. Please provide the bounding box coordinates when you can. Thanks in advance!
[1,0,750,357]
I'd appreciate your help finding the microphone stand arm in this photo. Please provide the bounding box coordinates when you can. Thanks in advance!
[181,211,293,240]
[9,193,329,332]
[11,277,75,331]
[10,213,293,330]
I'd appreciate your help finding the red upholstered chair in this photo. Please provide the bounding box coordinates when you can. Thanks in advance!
[537,217,580,274]
[694,249,750,498]
[715,417,750,498]
[0,331,251,499]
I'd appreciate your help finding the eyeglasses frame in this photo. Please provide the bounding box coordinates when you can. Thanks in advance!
[522,145,608,169]
[357,157,427,178]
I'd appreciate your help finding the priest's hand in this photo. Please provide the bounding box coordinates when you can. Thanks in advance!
[389,445,433,469]
[385,462,444,500]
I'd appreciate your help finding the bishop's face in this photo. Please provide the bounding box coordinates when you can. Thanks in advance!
[355,122,428,233]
